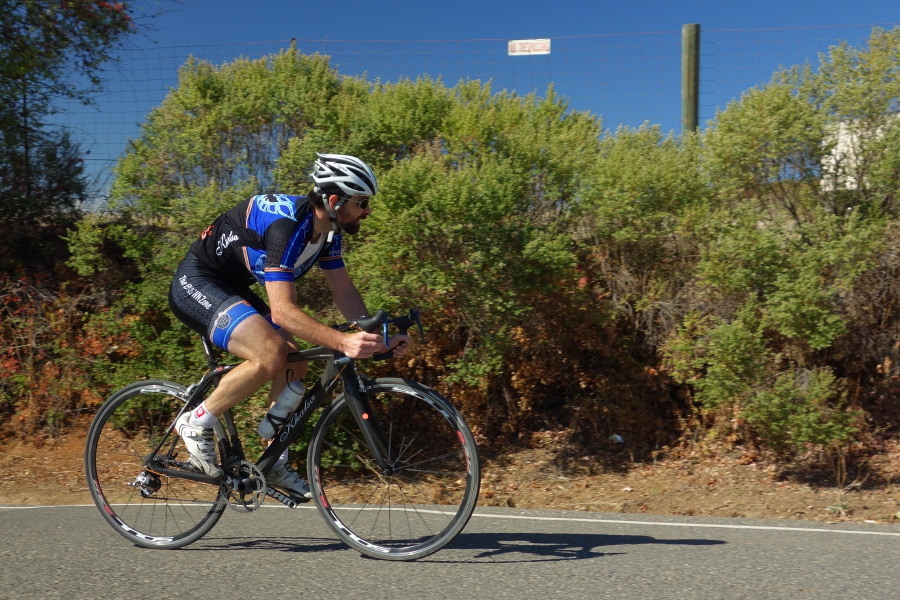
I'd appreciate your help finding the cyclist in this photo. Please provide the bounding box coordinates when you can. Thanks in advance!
[167,153,410,498]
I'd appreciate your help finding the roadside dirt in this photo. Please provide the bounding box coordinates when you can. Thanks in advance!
[3,424,900,526]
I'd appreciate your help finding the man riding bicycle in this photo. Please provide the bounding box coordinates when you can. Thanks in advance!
[167,153,410,498]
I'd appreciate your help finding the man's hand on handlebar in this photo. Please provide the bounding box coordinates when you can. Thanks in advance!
[338,331,410,358]
[335,309,420,360]
[338,331,411,360]
[338,331,384,359]
[386,334,411,359]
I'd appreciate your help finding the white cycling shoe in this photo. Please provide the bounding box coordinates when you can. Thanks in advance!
[175,412,223,478]
[267,463,313,499]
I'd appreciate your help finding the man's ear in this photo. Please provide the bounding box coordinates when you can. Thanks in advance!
[328,194,341,209]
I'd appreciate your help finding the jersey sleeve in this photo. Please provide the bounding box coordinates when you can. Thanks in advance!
[318,234,345,270]
[261,216,305,282]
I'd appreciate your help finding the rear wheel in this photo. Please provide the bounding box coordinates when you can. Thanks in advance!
[308,378,480,560]
[84,380,227,549]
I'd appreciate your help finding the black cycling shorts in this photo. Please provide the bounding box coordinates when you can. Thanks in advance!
[168,252,277,351]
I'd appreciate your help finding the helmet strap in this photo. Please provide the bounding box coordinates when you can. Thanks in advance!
[324,194,348,241]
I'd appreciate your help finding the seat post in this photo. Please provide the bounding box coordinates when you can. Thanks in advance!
[200,336,220,371]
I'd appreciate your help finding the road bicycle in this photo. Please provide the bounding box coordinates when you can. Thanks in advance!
[84,308,481,560]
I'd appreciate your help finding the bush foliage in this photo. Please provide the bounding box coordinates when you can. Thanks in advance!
[6,30,900,466]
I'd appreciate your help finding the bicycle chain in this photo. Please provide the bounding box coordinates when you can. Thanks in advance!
[226,460,266,513]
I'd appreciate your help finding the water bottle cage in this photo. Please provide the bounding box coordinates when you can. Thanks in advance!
[264,412,289,432]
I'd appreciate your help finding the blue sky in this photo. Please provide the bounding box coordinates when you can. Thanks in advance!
[142,0,897,44]
[64,0,900,193]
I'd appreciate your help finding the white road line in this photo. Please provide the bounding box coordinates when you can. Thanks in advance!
[471,512,900,536]
[4,504,899,537]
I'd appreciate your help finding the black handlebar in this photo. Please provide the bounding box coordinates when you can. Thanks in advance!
[353,309,389,335]
[334,308,424,364]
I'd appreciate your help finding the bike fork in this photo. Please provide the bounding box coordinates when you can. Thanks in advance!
[343,381,392,472]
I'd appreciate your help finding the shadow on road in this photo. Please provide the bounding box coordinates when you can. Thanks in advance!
[183,532,726,563]
[429,531,727,562]
[187,536,347,553]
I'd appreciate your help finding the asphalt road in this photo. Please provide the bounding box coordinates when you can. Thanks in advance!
[1,504,898,600]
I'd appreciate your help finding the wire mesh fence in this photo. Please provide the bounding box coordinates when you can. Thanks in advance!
[49,22,900,193]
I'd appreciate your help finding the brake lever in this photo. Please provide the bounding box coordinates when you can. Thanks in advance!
[409,307,425,342]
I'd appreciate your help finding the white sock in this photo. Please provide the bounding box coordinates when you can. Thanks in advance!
[189,402,218,428]
[275,448,289,468]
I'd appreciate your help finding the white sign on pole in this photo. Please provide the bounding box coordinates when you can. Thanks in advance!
[507,38,551,56]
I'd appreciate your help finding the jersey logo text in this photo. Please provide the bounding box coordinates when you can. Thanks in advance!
[216,231,239,256]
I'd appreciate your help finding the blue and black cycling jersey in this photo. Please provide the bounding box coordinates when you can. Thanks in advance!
[189,194,344,286]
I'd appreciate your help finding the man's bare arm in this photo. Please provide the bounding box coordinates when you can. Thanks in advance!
[265,279,382,358]
[322,266,368,320]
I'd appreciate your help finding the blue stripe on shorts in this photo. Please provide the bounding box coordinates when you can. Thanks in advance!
[210,300,257,351]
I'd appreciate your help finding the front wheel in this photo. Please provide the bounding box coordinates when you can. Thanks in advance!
[84,380,227,549]
[308,378,481,560]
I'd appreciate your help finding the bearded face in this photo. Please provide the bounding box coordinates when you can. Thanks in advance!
[336,196,370,235]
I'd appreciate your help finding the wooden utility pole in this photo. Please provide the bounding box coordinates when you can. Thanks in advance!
[682,23,700,134]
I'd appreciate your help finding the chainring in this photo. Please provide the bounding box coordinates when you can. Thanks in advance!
[225,460,266,513]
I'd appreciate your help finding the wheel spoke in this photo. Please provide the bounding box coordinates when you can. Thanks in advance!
[309,380,480,560]
[85,381,226,549]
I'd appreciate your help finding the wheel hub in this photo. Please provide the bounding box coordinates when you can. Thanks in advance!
[129,470,161,498]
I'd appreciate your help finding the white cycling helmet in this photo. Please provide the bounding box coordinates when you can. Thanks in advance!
[311,153,378,197]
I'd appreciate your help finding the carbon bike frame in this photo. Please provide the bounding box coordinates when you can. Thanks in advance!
[253,347,391,475]
[146,308,421,498]
[144,340,391,498]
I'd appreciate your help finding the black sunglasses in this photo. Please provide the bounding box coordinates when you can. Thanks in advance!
[350,196,370,210]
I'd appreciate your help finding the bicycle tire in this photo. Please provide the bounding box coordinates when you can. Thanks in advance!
[308,378,480,560]
[84,379,227,549]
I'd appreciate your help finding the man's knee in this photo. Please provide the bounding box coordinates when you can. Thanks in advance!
[250,341,291,380]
